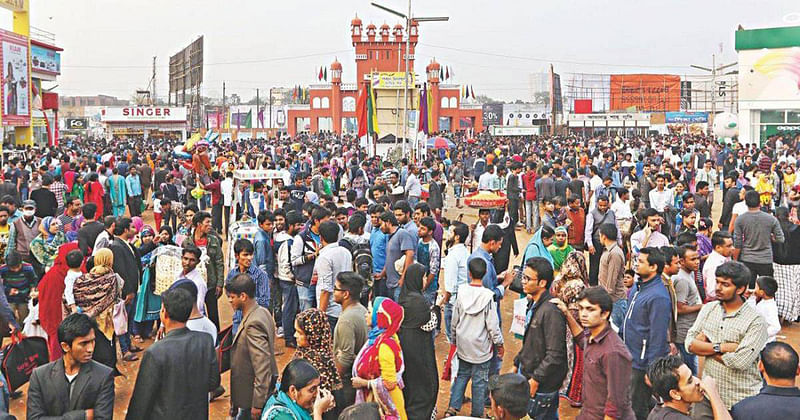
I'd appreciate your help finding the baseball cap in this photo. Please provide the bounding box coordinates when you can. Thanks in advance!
[22,200,36,209]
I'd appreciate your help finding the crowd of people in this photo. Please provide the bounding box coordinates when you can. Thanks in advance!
[0,129,796,420]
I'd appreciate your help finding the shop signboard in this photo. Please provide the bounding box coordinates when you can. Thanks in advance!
[31,45,60,75]
[502,104,549,126]
[372,72,415,89]
[65,118,88,130]
[665,112,708,123]
[609,74,681,112]
[482,103,502,127]
[0,28,29,126]
[739,47,800,103]
[101,107,188,122]
[490,125,541,136]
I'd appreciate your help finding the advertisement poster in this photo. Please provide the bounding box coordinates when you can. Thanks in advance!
[31,45,60,75]
[609,74,680,112]
[482,103,503,127]
[372,72,415,89]
[1,29,30,126]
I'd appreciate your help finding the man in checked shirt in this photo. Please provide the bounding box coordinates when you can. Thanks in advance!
[686,261,768,419]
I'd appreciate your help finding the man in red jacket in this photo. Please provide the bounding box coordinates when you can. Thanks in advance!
[522,162,538,234]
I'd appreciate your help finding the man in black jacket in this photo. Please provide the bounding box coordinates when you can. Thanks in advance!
[507,163,523,226]
[27,314,115,420]
[126,287,219,419]
[77,203,104,256]
[514,256,567,420]
[109,217,143,360]
[718,172,740,231]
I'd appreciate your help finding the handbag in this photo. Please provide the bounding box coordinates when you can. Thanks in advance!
[112,300,128,336]
[1,332,49,392]
[509,265,525,294]
[21,301,47,339]
[216,325,233,373]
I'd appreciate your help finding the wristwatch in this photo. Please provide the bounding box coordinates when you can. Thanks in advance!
[713,342,721,354]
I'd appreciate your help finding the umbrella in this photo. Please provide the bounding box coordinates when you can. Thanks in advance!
[427,137,455,149]
[466,138,477,144]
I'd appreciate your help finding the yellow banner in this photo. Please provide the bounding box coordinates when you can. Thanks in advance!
[373,72,415,89]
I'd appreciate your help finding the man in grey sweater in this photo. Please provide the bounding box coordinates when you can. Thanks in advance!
[733,190,784,288]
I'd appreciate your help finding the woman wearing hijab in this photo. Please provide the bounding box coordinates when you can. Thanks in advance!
[30,216,67,271]
[521,225,555,267]
[72,248,125,368]
[38,242,83,361]
[157,225,176,247]
[293,308,342,419]
[397,263,439,420]
[549,251,589,407]
[351,297,407,420]
[773,207,800,321]
[261,359,335,420]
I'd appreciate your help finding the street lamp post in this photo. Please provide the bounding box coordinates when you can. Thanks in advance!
[371,1,448,156]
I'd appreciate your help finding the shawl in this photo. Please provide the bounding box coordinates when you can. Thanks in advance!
[31,230,67,269]
[90,248,114,277]
[551,251,590,313]
[398,263,431,329]
[72,271,119,340]
[355,297,404,380]
[547,242,574,271]
[522,227,555,267]
[262,391,312,420]
[293,309,342,391]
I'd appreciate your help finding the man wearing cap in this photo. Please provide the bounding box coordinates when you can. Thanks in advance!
[487,374,534,420]
[6,200,43,277]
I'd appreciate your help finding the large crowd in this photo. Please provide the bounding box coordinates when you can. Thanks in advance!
[0,129,798,420]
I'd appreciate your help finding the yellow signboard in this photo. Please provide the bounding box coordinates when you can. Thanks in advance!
[0,0,27,12]
[372,72,415,89]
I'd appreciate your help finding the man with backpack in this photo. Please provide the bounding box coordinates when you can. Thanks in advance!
[275,211,303,348]
[339,213,373,306]
[291,207,329,311]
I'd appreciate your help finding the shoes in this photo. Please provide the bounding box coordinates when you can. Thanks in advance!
[129,345,144,353]
[210,385,225,401]
[122,352,140,362]
[276,327,284,338]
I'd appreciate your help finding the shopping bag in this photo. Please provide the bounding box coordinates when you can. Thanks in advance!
[216,325,233,373]
[510,297,527,337]
[21,301,47,339]
[1,332,49,392]
[112,300,128,336]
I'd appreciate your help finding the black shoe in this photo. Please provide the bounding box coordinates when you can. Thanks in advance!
[210,385,225,401]
[9,391,22,399]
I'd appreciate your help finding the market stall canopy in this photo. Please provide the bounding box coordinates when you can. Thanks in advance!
[427,136,455,149]
[464,190,508,209]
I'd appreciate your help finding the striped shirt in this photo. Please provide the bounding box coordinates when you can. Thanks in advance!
[685,300,768,408]
[0,263,37,304]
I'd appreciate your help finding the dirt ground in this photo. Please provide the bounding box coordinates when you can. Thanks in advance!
[8,190,800,419]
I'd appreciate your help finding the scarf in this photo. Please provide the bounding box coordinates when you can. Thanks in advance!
[522,227,555,267]
[293,309,341,391]
[91,248,114,276]
[41,216,58,241]
[356,297,404,380]
[398,263,431,329]
[38,242,84,359]
[263,391,312,420]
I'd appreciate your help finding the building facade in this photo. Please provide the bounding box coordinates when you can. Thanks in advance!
[287,15,482,137]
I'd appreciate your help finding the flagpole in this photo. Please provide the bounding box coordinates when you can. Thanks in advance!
[402,0,410,157]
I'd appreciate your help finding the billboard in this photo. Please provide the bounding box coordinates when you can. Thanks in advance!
[563,73,611,112]
[371,72,415,89]
[169,36,204,94]
[738,47,800,103]
[65,118,88,130]
[101,107,188,122]
[482,103,502,126]
[665,112,708,124]
[0,28,29,126]
[609,74,680,112]
[31,45,60,75]
[502,104,549,126]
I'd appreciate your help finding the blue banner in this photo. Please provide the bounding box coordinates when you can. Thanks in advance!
[665,111,708,123]
[31,45,60,75]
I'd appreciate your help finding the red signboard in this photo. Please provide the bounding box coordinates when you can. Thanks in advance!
[0,28,30,126]
[42,92,58,110]
[573,99,592,114]
[609,74,680,112]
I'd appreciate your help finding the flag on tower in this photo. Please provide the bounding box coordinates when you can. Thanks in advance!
[324,67,328,82]
[357,81,379,137]
[445,66,450,80]
[470,85,475,98]
[318,67,323,81]
[439,67,443,80]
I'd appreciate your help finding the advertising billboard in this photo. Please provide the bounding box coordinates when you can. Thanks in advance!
[502,104,549,126]
[739,47,800,103]
[371,72,415,89]
[0,28,29,126]
[609,74,681,112]
[169,36,203,94]
[665,112,708,123]
[101,107,188,122]
[65,118,88,130]
[31,45,60,75]
[482,103,502,127]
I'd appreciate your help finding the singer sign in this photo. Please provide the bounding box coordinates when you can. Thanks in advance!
[101,107,188,122]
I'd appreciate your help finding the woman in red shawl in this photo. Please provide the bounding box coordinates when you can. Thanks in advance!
[37,242,83,360]
[351,297,407,420]
[84,172,104,219]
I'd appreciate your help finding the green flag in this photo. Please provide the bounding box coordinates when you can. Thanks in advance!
[245,110,252,128]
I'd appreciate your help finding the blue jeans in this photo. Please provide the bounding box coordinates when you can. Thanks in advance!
[528,390,560,420]
[454,184,462,198]
[297,284,315,312]
[448,357,491,417]
[526,200,539,231]
[388,285,401,302]
[678,344,698,375]
[280,281,298,345]
[118,332,132,355]
[611,299,628,330]
[444,302,454,343]
[407,196,420,208]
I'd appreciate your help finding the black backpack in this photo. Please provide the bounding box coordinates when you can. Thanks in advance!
[339,237,374,305]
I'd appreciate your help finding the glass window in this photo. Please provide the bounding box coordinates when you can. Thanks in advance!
[760,110,785,124]
[787,111,800,124]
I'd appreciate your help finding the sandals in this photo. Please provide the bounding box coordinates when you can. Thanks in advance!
[443,408,458,418]
[122,352,140,362]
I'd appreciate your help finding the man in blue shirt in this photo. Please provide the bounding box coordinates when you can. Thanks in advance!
[731,342,800,419]
[125,167,143,217]
[227,239,271,336]
[369,205,388,297]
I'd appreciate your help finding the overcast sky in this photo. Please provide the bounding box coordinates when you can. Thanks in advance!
[3,0,799,102]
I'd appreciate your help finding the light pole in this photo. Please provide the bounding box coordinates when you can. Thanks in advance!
[690,54,736,135]
[371,1,448,156]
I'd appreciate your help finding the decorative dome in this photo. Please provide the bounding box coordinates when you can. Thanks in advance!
[427,59,441,71]
[351,15,362,26]
[380,23,390,31]
[393,24,403,31]
[330,59,342,71]
[366,23,377,30]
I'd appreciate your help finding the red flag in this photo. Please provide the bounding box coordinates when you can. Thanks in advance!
[356,83,368,137]
[318,67,323,81]
[470,85,475,98]
[445,66,450,80]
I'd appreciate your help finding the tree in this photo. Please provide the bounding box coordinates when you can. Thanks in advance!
[230,93,242,105]
[474,94,500,104]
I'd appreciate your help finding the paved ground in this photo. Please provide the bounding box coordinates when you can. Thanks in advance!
[8,190,800,419]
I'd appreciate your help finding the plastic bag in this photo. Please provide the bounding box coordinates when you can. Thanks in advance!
[112,300,128,336]
[510,297,527,337]
[21,301,47,339]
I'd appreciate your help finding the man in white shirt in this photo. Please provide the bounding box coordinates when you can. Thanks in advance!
[442,223,470,344]
[611,187,633,233]
[221,171,234,238]
[702,231,734,301]
[630,208,670,259]
[648,173,674,213]
[469,209,492,253]
[728,186,752,232]
[405,165,422,208]
[478,165,498,191]
[177,247,208,316]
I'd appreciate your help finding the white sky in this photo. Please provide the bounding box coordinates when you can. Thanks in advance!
[2,0,798,102]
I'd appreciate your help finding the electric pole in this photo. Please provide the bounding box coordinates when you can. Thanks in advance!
[256,88,260,129]
[222,81,226,129]
[152,56,156,105]
[690,52,736,135]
